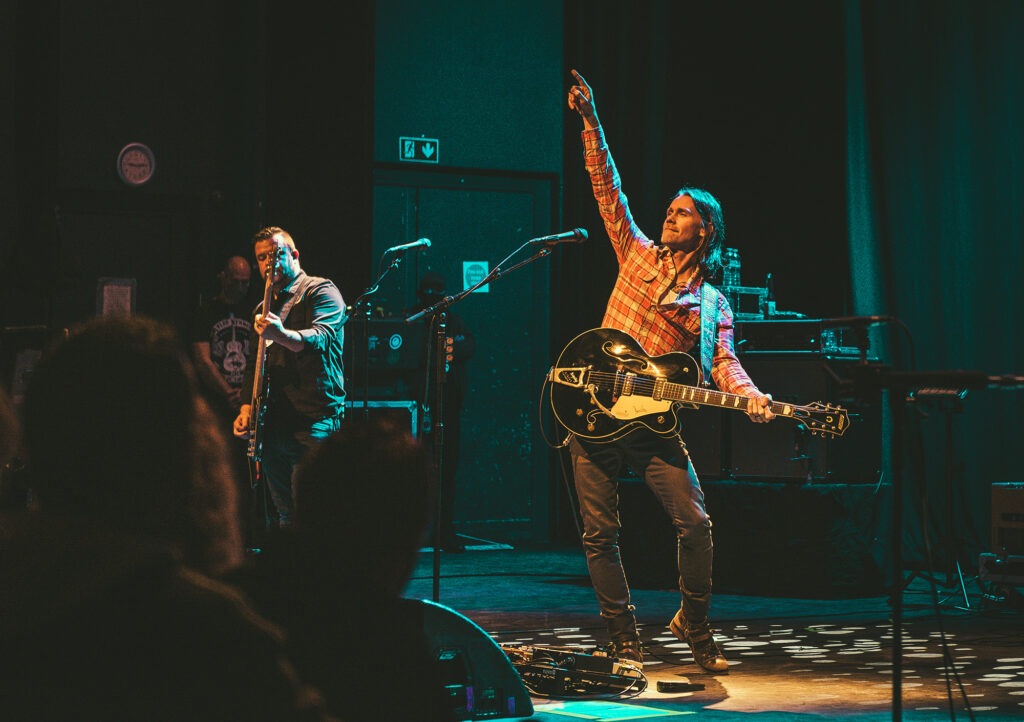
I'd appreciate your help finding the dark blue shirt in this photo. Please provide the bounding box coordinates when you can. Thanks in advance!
[244,272,346,423]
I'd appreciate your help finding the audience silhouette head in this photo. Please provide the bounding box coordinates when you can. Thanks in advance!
[293,413,432,594]
[22,314,242,574]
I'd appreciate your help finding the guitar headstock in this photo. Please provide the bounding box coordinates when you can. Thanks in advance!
[259,246,286,304]
[267,247,284,284]
[802,402,849,438]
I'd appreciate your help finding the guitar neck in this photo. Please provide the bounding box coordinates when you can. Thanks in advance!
[249,342,268,406]
[249,270,275,408]
[664,382,797,417]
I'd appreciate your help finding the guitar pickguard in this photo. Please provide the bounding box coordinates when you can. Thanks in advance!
[608,395,673,420]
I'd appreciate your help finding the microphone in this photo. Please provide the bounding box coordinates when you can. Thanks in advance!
[529,228,588,245]
[385,238,431,254]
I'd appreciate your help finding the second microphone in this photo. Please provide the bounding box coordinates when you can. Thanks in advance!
[386,238,431,254]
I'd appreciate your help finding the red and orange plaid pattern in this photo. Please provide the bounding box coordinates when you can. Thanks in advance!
[581,127,760,396]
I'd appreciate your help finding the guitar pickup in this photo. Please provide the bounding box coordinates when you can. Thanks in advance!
[549,366,590,388]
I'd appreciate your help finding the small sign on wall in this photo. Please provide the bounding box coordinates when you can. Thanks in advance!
[96,277,136,316]
[463,261,489,293]
[399,136,439,164]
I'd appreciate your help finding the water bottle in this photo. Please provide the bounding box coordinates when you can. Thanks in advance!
[722,247,741,287]
[764,272,777,317]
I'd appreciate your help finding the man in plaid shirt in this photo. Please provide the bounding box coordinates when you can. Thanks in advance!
[567,69,775,673]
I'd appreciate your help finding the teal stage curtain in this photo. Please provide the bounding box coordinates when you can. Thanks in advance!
[846,0,1024,567]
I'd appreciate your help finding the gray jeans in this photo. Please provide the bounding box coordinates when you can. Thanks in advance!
[570,430,713,641]
[261,414,342,527]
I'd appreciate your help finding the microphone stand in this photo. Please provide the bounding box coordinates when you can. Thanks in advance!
[406,240,554,603]
[845,364,1021,722]
[349,250,410,421]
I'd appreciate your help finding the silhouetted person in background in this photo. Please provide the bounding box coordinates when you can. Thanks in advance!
[234,227,346,529]
[0,316,330,721]
[235,416,456,722]
[191,254,258,541]
[410,271,476,552]
[192,254,255,420]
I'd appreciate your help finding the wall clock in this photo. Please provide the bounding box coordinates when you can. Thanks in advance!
[116,142,156,186]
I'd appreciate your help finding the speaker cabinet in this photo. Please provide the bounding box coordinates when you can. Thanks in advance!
[419,599,533,720]
[730,354,882,483]
[345,400,419,438]
[992,482,1024,555]
[677,406,726,479]
[618,478,886,597]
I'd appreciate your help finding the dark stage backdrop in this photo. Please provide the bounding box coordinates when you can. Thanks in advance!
[847,0,1024,569]
[2,1,374,336]
[558,0,850,348]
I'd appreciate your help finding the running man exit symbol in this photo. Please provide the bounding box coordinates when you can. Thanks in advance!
[399,136,440,164]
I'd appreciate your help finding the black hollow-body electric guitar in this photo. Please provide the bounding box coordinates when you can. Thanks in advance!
[548,327,849,443]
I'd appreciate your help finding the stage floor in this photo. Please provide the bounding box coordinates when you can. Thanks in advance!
[406,541,1024,721]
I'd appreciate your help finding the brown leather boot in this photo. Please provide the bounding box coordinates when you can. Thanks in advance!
[669,610,728,673]
[610,637,643,667]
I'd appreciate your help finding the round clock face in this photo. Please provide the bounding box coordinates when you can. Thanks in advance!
[116,142,156,186]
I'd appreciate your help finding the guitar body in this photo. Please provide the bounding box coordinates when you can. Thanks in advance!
[550,327,700,442]
[549,328,849,443]
[247,371,269,462]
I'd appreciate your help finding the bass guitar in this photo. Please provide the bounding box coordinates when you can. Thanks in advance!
[548,327,849,443]
[247,253,280,463]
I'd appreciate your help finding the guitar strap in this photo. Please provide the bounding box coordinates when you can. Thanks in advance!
[264,273,323,325]
[699,282,718,387]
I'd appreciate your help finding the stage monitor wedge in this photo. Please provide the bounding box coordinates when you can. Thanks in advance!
[418,599,533,720]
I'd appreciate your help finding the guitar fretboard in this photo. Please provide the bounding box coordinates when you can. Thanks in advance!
[588,370,796,417]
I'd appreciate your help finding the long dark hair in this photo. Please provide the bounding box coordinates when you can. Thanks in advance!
[674,187,725,282]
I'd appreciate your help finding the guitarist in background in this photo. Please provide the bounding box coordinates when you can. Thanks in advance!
[191,255,256,543]
[567,70,774,673]
[233,227,346,530]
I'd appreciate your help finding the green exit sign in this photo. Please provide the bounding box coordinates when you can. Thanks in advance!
[399,136,439,164]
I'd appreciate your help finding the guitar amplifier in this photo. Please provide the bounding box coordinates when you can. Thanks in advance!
[678,407,726,480]
[722,286,768,322]
[346,319,426,400]
[991,482,1024,555]
[345,399,419,438]
[736,320,871,357]
[728,354,882,483]
[347,319,427,369]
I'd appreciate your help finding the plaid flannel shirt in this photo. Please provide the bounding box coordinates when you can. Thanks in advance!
[582,126,760,396]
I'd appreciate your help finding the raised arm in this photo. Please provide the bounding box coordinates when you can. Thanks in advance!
[568,69,600,130]
[567,69,646,259]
